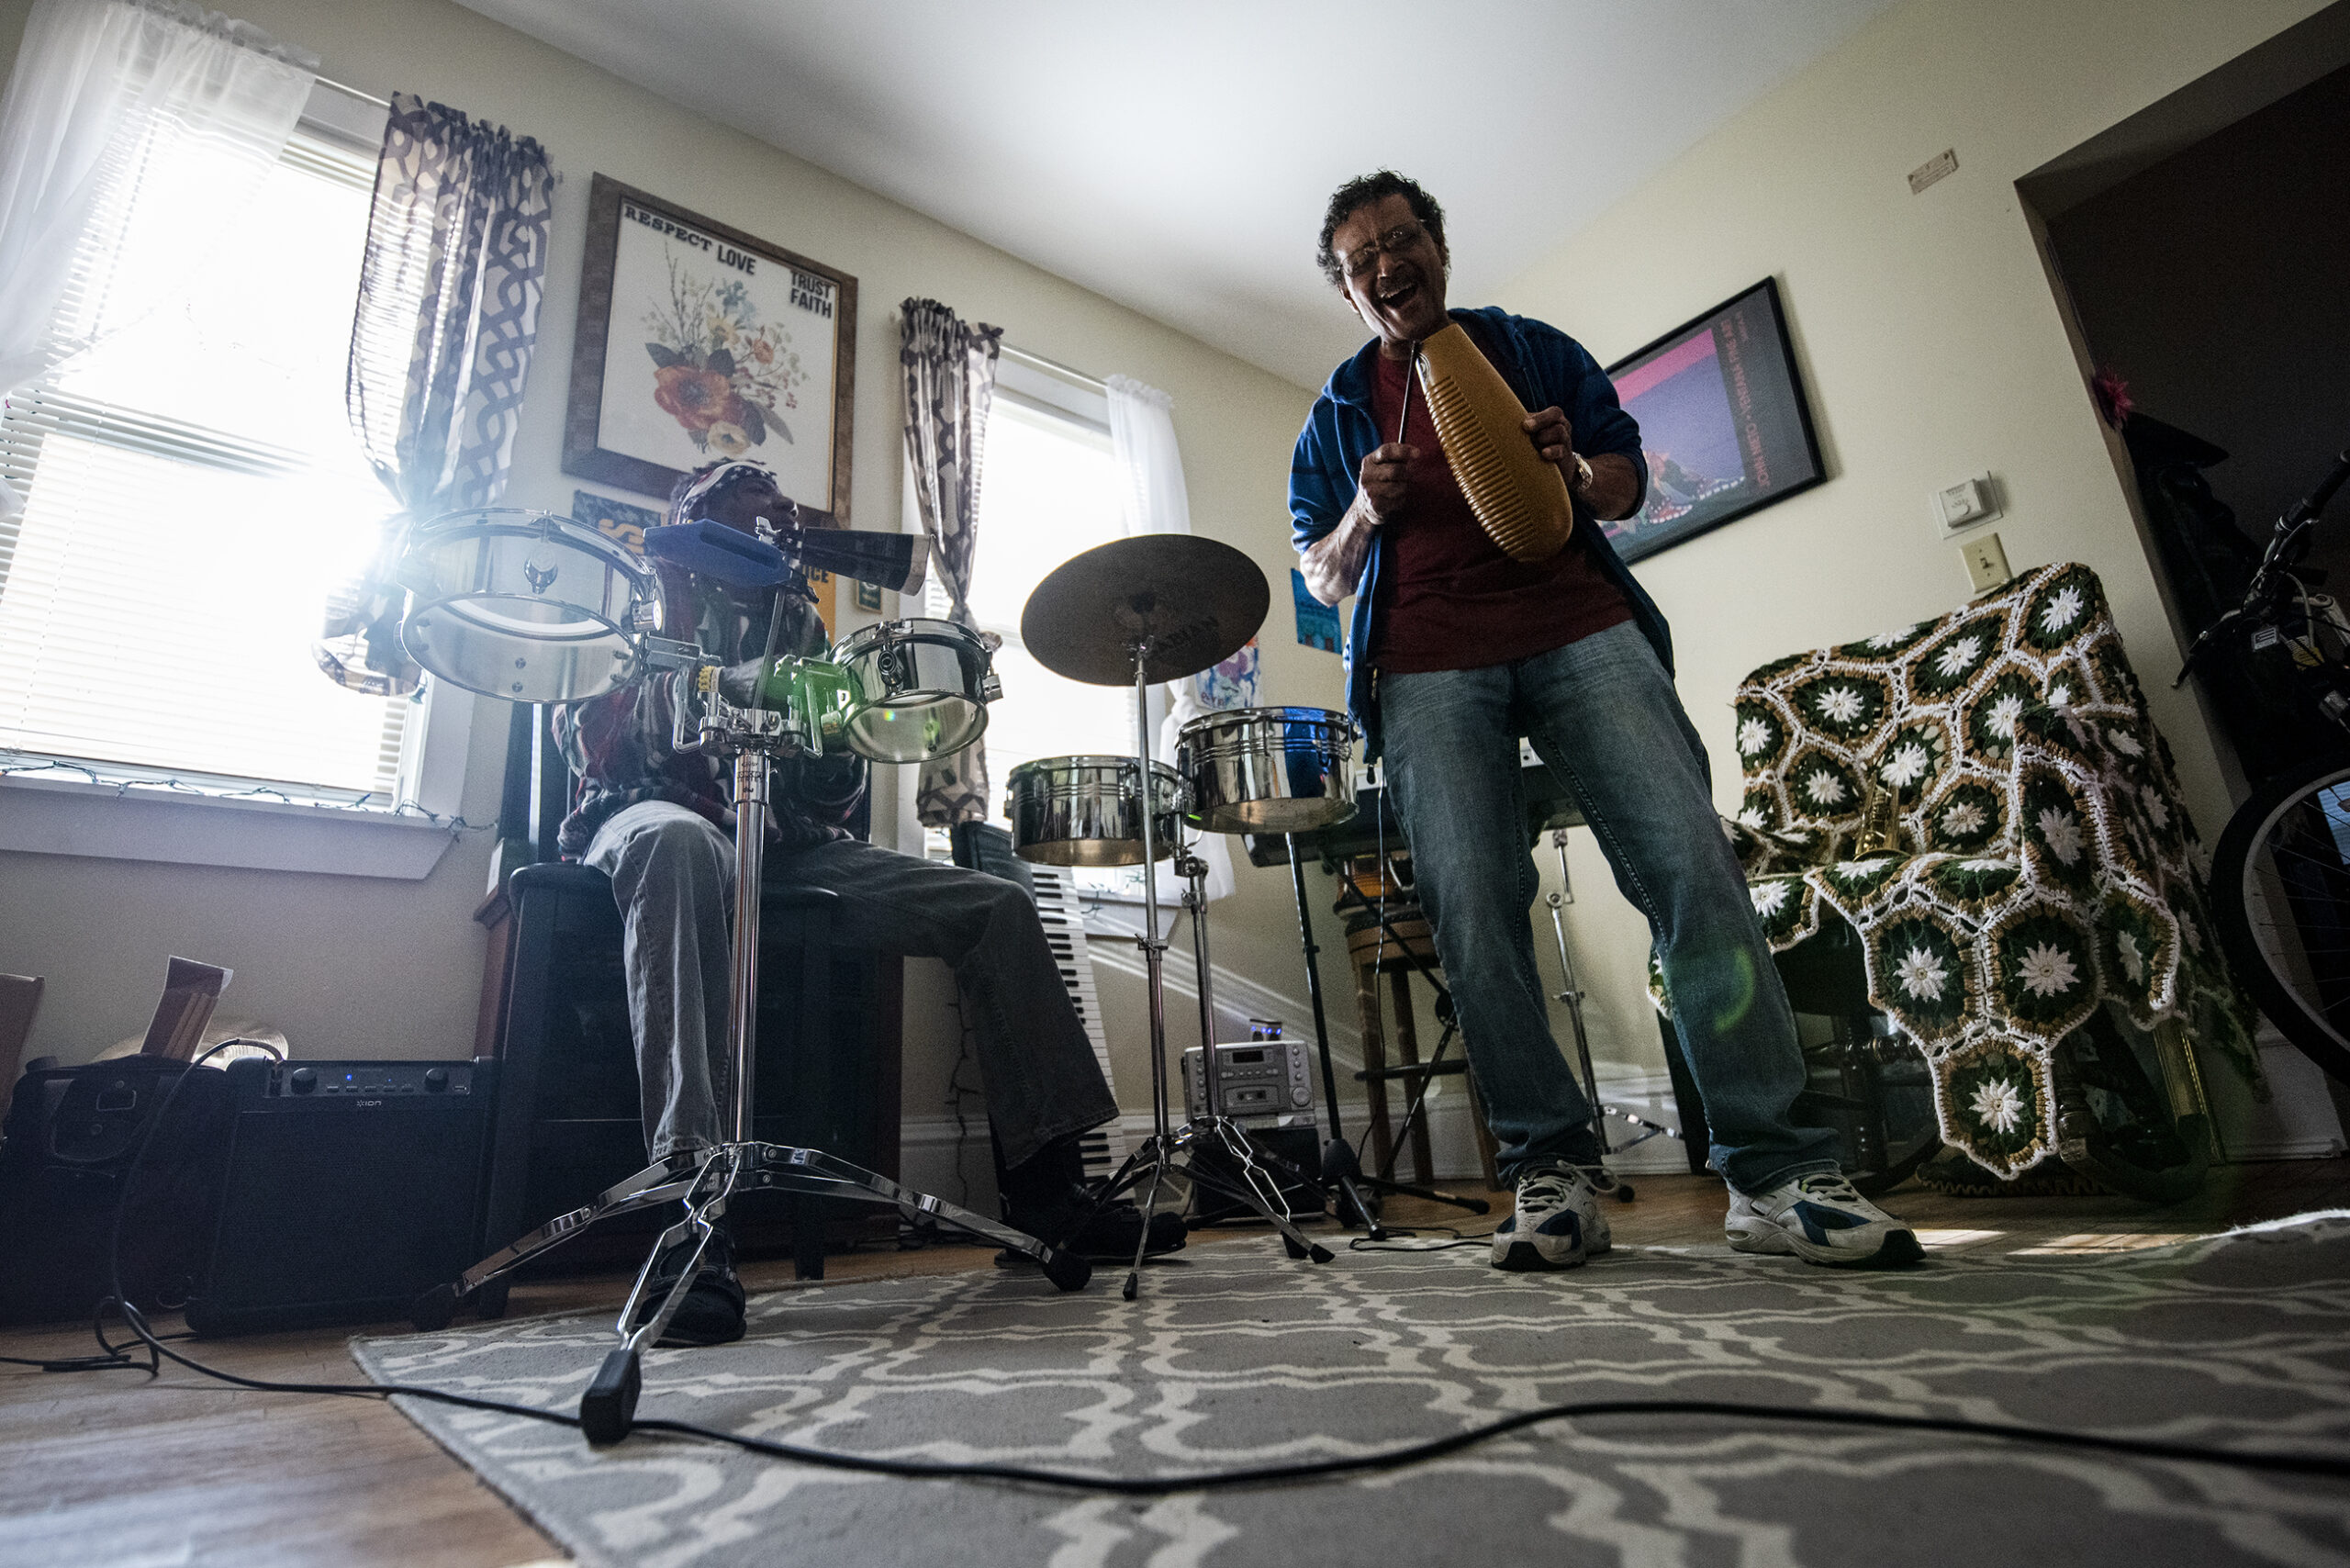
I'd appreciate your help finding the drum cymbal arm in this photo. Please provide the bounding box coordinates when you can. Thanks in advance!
[640,635,706,671]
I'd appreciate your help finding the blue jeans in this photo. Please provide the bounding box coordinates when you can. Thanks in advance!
[1380,622,1839,1194]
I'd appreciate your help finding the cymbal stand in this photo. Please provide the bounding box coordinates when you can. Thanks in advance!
[1317,865,1494,1219]
[1177,847,1327,1217]
[411,689,1090,1444]
[1282,838,1382,1232]
[1545,827,1672,1193]
[1091,640,1334,1300]
[1271,837,1492,1228]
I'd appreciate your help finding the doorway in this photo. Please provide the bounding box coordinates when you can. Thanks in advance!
[2021,6,2350,790]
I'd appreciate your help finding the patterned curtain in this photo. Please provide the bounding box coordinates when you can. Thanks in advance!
[315,93,554,695]
[900,297,1002,824]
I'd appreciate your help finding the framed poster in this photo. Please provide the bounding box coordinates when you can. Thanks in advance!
[1600,277,1825,563]
[564,174,857,521]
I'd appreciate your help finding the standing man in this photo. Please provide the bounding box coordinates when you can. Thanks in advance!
[1291,172,1919,1272]
[556,459,1180,1345]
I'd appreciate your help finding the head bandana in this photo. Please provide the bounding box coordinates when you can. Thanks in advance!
[670,459,782,527]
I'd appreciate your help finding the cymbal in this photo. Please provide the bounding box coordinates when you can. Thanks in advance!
[1020,534,1269,686]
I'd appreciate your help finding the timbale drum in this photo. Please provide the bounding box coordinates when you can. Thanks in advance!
[831,617,1001,762]
[1005,756,1183,867]
[1175,706,1356,834]
[395,509,658,703]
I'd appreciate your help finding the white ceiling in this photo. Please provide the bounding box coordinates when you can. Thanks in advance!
[458,0,1899,389]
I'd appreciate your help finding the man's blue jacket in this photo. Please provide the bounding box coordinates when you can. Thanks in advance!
[1288,306,1673,758]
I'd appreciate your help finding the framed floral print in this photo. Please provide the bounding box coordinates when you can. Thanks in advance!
[563,174,856,521]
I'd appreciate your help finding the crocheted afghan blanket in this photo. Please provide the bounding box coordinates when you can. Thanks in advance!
[1698,561,2258,1178]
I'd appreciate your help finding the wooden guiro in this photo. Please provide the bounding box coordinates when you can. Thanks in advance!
[1415,322,1575,562]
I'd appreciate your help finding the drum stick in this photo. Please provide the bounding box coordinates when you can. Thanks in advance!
[754,588,790,711]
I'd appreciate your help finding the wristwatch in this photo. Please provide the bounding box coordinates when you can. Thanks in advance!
[1568,452,1595,496]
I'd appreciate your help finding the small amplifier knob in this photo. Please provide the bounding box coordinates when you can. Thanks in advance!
[288,1068,317,1094]
[423,1067,449,1092]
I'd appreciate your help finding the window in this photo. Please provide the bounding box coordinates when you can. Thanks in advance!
[948,391,1136,787]
[0,96,424,809]
[911,363,1142,854]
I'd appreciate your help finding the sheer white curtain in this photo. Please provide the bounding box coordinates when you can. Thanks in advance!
[0,0,315,510]
[1107,373,1236,902]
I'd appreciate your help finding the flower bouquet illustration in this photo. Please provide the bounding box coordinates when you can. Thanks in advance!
[643,253,805,456]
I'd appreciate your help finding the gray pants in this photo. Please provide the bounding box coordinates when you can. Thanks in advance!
[583,801,1117,1169]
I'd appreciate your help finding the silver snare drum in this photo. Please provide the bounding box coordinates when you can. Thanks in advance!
[832,617,1002,762]
[1005,756,1183,867]
[395,509,657,702]
[1176,706,1357,834]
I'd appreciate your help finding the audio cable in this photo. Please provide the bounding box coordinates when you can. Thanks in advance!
[11,1041,2346,1495]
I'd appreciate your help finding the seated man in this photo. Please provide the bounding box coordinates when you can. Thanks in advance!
[554,458,1177,1344]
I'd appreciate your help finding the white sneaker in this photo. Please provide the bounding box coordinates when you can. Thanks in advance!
[1492,1164,1613,1271]
[1726,1170,1923,1267]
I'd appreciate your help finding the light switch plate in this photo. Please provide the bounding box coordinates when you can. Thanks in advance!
[1961,532,2011,593]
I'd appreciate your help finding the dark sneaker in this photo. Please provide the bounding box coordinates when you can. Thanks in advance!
[1007,1183,1188,1262]
[1726,1170,1924,1267]
[1064,1202,1189,1261]
[629,1228,745,1346]
[1491,1164,1611,1271]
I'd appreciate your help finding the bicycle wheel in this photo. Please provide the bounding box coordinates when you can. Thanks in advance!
[2210,756,2350,1082]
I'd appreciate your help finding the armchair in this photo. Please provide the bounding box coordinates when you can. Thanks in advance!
[1689,562,2258,1191]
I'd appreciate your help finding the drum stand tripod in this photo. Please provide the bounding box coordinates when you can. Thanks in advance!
[1088,640,1335,1300]
[1543,827,1677,1183]
[411,717,1090,1444]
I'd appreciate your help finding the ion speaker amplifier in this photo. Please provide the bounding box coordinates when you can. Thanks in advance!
[185,1058,497,1336]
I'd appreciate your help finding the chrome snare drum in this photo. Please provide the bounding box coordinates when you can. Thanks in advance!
[831,617,1002,762]
[1175,706,1356,834]
[1005,756,1183,867]
[395,509,657,702]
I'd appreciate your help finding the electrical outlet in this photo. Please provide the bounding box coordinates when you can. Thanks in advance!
[1961,532,2011,593]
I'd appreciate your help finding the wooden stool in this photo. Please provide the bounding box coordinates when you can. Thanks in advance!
[1342,905,1502,1192]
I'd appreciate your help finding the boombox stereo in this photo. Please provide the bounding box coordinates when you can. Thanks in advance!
[1181,1036,1315,1122]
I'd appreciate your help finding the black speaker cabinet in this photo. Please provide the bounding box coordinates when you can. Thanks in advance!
[483,863,901,1279]
[183,1058,498,1336]
[0,1057,235,1325]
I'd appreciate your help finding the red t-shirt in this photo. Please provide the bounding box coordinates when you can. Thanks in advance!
[1367,346,1630,674]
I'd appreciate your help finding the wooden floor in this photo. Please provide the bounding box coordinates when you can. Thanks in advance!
[4,1160,2346,1568]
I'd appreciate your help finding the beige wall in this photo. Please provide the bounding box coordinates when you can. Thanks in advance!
[1485,0,2333,1078]
[0,0,1344,1115]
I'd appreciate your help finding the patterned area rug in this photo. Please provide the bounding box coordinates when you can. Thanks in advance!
[352,1218,2350,1567]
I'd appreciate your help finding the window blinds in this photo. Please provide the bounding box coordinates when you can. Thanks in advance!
[0,124,409,802]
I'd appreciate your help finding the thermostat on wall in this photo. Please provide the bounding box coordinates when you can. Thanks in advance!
[1932,474,2002,533]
